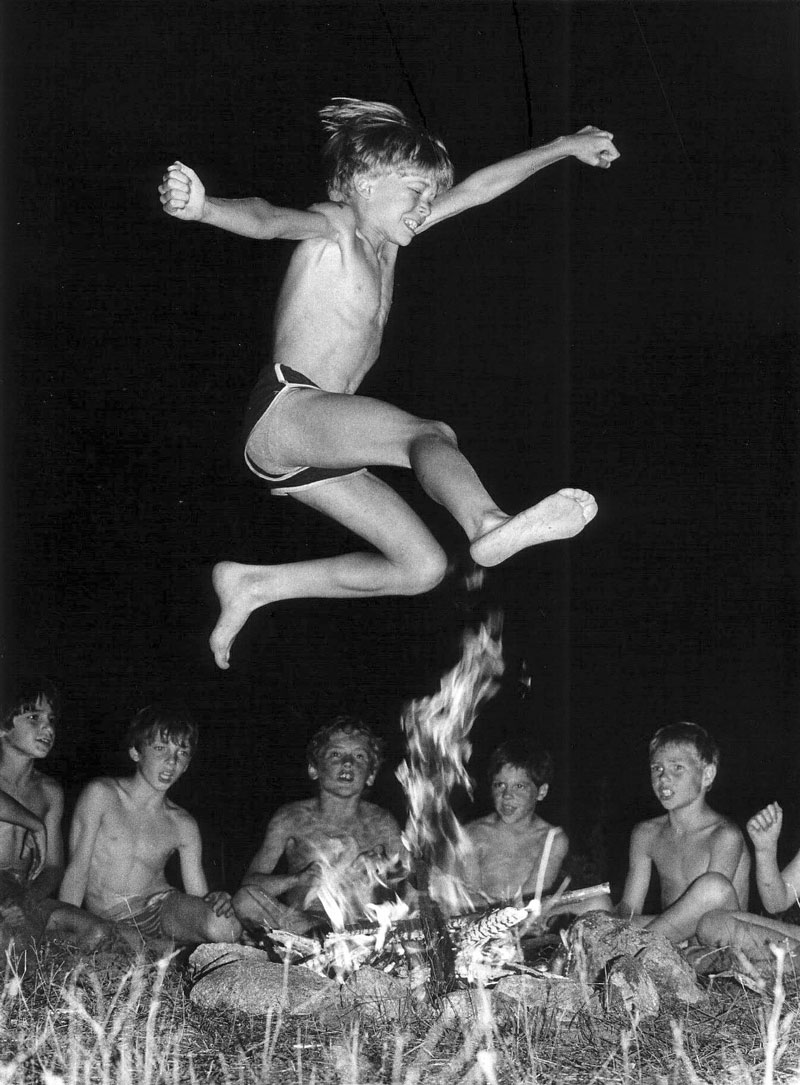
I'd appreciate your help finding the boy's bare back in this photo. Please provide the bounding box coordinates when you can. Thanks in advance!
[77,777,199,916]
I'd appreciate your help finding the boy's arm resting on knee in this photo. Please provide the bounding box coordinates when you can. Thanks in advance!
[0,788,48,880]
[159,161,354,241]
[58,781,106,907]
[239,808,305,898]
[421,127,619,232]
[615,824,652,918]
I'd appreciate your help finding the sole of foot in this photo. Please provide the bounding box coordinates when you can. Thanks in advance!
[469,488,598,568]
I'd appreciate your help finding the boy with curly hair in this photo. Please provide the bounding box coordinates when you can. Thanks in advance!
[233,715,403,935]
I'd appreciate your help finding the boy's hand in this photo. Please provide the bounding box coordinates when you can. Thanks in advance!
[204,889,236,918]
[21,825,47,881]
[159,161,206,221]
[569,126,620,169]
[747,802,783,852]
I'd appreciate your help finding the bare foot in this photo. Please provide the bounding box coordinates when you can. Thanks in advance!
[469,488,598,568]
[210,562,265,670]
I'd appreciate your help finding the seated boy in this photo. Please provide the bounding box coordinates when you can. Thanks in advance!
[462,742,569,907]
[233,716,404,936]
[696,802,800,964]
[59,704,241,947]
[0,679,109,947]
[616,721,749,944]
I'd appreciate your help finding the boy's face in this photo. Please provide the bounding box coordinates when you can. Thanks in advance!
[130,734,193,792]
[309,730,376,797]
[650,742,715,811]
[356,170,438,246]
[2,696,56,760]
[491,764,547,825]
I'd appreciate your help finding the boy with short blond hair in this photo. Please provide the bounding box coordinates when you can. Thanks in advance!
[616,721,749,944]
[233,715,403,936]
[159,99,619,670]
[60,704,241,946]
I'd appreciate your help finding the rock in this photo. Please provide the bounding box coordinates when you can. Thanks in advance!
[494,973,596,1015]
[565,913,705,1010]
[436,987,491,1027]
[604,955,660,1018]
[188,944,338,1016]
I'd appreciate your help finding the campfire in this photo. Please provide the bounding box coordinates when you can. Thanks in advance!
[258,614,607,994]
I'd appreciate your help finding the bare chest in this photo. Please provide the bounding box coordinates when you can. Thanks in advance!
[285,812,385,871]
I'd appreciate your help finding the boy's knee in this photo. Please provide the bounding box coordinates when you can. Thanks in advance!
[203,909,242,944]
[694,872,738,911]
[412,418,458,449]
[696,909,735,947]
[400,546,448,594]
[231,887,259,928]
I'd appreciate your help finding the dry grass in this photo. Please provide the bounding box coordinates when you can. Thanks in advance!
[0,938,797,1085]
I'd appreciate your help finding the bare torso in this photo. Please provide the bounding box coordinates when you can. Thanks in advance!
[278,797,402,911]
[84,778,192,916]
[272,228,397,393]
[465,814,566,903]
[0,769,58,876]
[645,812,749,909]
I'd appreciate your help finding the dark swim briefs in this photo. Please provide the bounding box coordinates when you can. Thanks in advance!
[242,363,368,496]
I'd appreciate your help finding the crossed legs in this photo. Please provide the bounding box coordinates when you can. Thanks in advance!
[210,388,597,668]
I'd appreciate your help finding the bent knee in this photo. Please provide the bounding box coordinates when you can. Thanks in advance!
[203,910,242,944]
[693,872,738,911]
[396,546,448,594]
[411,418,459,449]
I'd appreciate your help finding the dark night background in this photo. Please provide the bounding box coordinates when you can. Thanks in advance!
[5,2,799,896]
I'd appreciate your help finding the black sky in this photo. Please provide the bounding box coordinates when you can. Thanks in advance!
[5,1,799,888]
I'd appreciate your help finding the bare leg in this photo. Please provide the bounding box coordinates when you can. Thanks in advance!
[646,873,738,944]
[210,472,448,668]
[160,893,242,944]
[250,388,598,555]
[210,389,597,668]
[697,909,800,963]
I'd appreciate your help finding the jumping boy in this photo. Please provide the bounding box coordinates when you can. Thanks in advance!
[233,716,404,935]
[0,679,110,947]
[159,99,619,669]
[59,704,241,946]
[462,742,568,906]
[696,802,800,964]
[616,722,749,944]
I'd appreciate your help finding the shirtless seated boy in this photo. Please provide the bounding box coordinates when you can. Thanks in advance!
[616,722,749,944]
[60,704,241,947]
[233,716,404,936]
[0,679,109,947]
[696,802,800,965]
[462,742,568,907]
[159,99,619,669]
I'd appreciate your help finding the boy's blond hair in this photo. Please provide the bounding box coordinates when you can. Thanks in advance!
[319,98,454,200]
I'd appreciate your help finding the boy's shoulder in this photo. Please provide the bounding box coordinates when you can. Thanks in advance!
[269,798,317,826]
[630,814,668,842]
[358,799,400,828]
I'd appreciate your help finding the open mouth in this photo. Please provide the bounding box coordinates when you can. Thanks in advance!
[403,218,419,234]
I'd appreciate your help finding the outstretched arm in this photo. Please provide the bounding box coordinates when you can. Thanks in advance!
[420,126,619,233]
[159,162,355,241]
